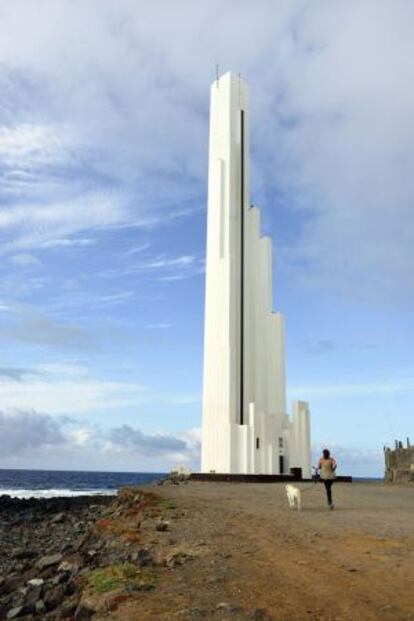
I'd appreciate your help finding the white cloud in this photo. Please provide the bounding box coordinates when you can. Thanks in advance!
[34,362,89,376]
[0,123,70,168]
[121,243,151,257]
[8,253,40,267]
[106,424,201,465]
[0,307,94,349]
[97,253,202,282]
[178,426,201,456]
[0,367,33,381]
[0,409,65,455]
[0,360,200,418]
[0,408,200,470]
[291,376,414,399]
[0,375,148,415]
[0,1,412,301]
[109,425,187,457]
[147,323,171,330]
[68,427,94,446]
[0,358,148,415]
[40,238,96,248]
[0,192,129,254]
[141,255,195,270]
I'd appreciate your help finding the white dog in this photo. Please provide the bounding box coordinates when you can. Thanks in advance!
[285,484,301,511]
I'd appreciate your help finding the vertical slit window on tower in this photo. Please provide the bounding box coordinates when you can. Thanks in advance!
[256,438,260,450]
[240,109,244,426]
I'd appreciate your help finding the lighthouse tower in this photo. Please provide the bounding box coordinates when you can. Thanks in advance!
[201,73,311,476]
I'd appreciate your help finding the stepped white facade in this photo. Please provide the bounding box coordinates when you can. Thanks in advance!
[201,73,312,477]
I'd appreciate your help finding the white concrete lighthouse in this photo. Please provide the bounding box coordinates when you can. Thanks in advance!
[201,72,311,477]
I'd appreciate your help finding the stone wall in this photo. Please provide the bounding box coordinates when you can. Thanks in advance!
[384,439,414,482]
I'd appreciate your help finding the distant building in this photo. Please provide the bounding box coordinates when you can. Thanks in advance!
[384,439,414,482]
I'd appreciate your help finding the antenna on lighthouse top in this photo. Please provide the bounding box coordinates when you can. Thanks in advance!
[216,64,219,88]
[238,72,241,105]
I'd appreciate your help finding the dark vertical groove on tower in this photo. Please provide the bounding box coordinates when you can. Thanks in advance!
[240,109,245,425]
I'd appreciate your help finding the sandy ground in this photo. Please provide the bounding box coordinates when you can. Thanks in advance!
[109,481,414,621]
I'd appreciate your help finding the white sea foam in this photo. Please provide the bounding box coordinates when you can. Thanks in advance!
[0,488,117,499]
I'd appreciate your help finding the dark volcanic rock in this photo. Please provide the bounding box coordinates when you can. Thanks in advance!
[6,606,24,619]
[51,512,66,524]
[135,548,154,567]
[44,584,65,611]
[22,585,42,612]
[36,553,63,570]
[156,519,169,532]
[34,600,46,615]
[10,550,37,561]
[0,494,112,621]
[63,579,76,597]
[59,596,78,618]
[0,577,21,596]
[74,602,95,620]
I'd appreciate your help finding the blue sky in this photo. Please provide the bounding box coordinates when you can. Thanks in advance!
[0,0,413,476]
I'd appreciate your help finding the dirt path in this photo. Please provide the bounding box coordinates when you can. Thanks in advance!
[105,481,414,621]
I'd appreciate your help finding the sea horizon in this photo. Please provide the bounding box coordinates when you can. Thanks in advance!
[0,468,166,499]
[0,468,383,499]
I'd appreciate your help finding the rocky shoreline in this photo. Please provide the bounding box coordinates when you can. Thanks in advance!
[0,481,270,621]
[0,493,114,620]
[0,488,178,621]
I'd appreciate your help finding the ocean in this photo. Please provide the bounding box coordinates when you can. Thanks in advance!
[0,469,165,498]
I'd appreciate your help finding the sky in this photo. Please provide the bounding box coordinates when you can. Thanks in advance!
[0,0,413,477]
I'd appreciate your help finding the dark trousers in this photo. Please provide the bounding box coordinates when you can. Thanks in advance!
[323,479,334,505]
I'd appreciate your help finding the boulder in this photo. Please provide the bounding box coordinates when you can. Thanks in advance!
[74,602,95,620]
[36,554,63,570]
[34,601,46,615]
[26,580,43,588]
[135,549,154,567]
[156,520,169,532]
[216,602,239,613]
[165,550,193,569]
[63,579,76,597]
[43,585,65,611]
[0,576,21,596]
[6,607,24,620]
[59,596,78,618]
[51,572,70,585]
[10,549,37,561]
[51,513,65,524]
[23,586,42,612]
[60,542,73,554]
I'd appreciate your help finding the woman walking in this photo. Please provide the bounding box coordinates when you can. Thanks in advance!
[318,448,337,510]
